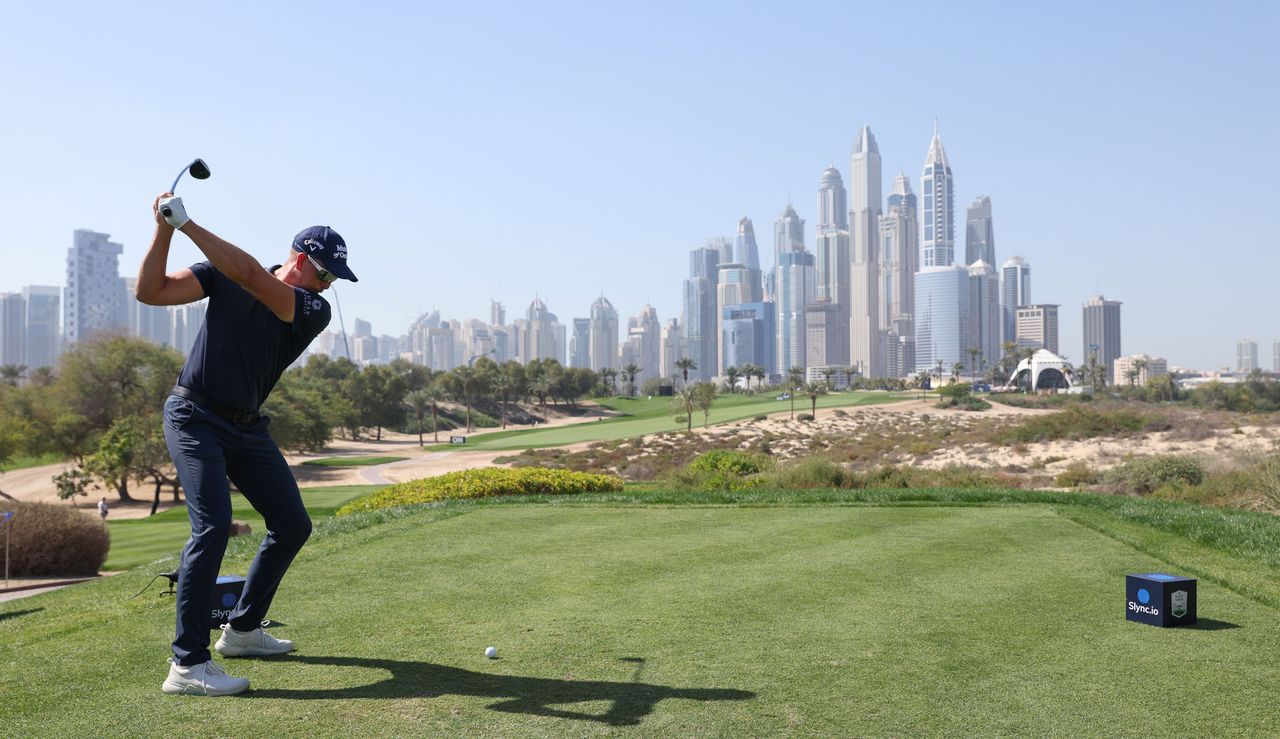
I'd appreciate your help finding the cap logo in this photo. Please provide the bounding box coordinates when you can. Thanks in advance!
[333,242,347,260]
[302,238,323,253]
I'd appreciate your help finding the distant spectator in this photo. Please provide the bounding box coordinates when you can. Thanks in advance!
[98,497,109,521]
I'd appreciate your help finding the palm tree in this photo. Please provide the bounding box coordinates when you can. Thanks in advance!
[1132,358,1148,389]
[453,365,478,433]
[0,364,26,387]
[951,362,964,383]
[723,366,741,393]
[751,364,767,390]
[967,348,980,387]
[740,363,756,393]
[493,374,513,429]
[422,385,445,443]
[934,359,945,389]
[1126,367,1139,388]
[403,389,432,446]
[674,357,697,388]
[803,381,828,419]
[599,367,617,396]
[820,366,835,390]
[620,363,642,397]
[787,366,805,419]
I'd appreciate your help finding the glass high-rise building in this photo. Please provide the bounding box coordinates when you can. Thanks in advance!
[965,196,995,267]
[0,293,24,367]
[734,218,764,301]
[722,302,776,378]
[682,244,722,380]
[588,295,618,372]
[967,260,1001,373]
[570,318,591,368]
[815,165,850,368]
[914,265,969,375]
[65,229,126,345]
[770,204,804,303]
[22,286,61,369]
[776,249,815,373]
[849,125,883,378]
[1237,339,1259,372]
[920,123,955,268]
[1082,295,1122,379]
[1000,257,1031,346]
[880,173,918,368]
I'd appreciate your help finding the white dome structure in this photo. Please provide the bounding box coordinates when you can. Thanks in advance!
[1003,348,1075,392]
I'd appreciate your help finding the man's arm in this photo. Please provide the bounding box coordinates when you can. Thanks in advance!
[135,204,205,306]
[156,192,297,323]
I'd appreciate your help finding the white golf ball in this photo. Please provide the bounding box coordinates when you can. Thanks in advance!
[485,646,497,659]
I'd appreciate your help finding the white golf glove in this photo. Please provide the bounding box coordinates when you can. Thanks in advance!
[158,196,190,230]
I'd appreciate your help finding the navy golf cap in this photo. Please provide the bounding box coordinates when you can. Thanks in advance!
[292,226,358,282]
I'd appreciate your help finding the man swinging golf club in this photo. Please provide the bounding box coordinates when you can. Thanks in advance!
[137,190,357,696]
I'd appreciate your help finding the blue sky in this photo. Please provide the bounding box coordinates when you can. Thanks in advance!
[1,1,1276,370]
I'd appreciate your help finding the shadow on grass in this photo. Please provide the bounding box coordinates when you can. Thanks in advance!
[247,654,755,726]
[1187,618,1241,631]
[0,607,44,622]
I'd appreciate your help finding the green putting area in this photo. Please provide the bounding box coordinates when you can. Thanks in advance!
[436,391,911,451]
[4,493,1277,735]
[103,485,382,570]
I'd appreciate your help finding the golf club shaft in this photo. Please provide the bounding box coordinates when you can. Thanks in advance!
[169,164,191,194]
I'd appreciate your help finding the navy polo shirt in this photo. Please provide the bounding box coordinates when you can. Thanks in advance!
[175,261,331,412]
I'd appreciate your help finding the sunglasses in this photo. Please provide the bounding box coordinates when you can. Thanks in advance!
[305,254,339,283]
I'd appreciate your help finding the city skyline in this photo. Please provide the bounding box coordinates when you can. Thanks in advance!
[0,3,1276,371]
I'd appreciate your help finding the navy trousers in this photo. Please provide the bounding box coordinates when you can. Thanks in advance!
[163,394,312,666]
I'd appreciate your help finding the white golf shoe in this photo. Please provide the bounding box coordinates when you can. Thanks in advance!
[214,623,295,657]
[161,658,250,696]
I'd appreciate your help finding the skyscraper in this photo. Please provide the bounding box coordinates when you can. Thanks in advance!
[914,265,969,375]
[524,298,557,362]
[716,262,761,373]
[0,293,24,367]
[65,229,126,345]
[815,166,850,367]
[805,299,848,374]
[770,204,804,302]
[682,244,721,381]
[1274,340,1280,373]
[588,296,618,372]
[22,286,60,369]
[621,304,661,384]
[1015,304,1060,354]
[999,257,1031,346]
[570,318,590,368]
[1082,295,1122,378]
[849,125,883,378]
[966,260,1001,372]
[659,318,682,384]
[721,302,776,378]
[490,300,505,328]
[920,123,955,268]
[776,249,815,373]
[880,173,918,375]
[1237,339,1259,372]
[734,218,763,300]
[965,196,995,267]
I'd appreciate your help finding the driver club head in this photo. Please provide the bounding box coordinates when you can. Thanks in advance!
[163,158,212,217]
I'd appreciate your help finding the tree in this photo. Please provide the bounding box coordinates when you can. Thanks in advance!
[934,359,945,389]
[675,357,697,388]
[0,364,26,387]
[787,366,805,419]
[820,366,835,390]
[749,364,767,390]
[951,362,964,383]
[423,384,445,443]
[620,363,642,398]
[1132,358,1148,389]
[723,366,741,393]
[599,367,617,397]
[492,374,513,429]
[967,348,980,387]
[404,389,433,445]
[803,381,828,418]
[692,381,718,427]
[670,386,696,432]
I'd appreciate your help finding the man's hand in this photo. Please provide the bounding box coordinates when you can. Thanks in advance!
[155,193,190,230]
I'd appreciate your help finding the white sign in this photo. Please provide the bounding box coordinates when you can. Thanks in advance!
[449,436,466,445]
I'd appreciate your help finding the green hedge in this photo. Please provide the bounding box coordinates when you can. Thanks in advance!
[0,501,109,576]
[337,467,624,515]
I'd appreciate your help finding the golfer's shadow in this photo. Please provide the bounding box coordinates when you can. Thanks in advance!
[247,654,754,726]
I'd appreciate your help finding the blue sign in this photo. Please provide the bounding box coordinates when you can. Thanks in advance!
[1126,573,1196,627]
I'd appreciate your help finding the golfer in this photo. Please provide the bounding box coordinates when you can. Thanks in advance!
[137,192,357,696]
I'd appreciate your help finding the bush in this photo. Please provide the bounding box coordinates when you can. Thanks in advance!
[338,467,623,515]
[752,415,768,422]
[670,450,771,491]
[797,413,814,422]
[0,501,109,576]
[1054,461,1100,488]
[758,457,847,489]
[1104,455,1206,495]
[995,407,1147,444]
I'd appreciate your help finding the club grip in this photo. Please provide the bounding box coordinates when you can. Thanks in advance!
[160,206,172,217]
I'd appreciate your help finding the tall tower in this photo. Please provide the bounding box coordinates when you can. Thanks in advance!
[1082,295,1122,380]
[65,229,126,345]
[999,257,1031,346]
[682,244,721,380]
[966,260,1001,373]
[880,173,918,376]
[815,166,850,367]
[22,286,61,369]
[734,218,763,299]
[965,196,995,267]
[849,125,883,378]
[776,248,816,374]
[920,123,955,268]
[588,296,619,372]
[771,204,805,302]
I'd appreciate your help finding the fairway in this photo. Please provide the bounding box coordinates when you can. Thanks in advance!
[4,502,1277,736]
[441,391,911,451]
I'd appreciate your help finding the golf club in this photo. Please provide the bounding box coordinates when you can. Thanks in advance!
[160,158,211,217]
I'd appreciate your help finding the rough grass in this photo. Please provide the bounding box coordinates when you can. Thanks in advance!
[3,491,1279,735]
[301,455,409,467]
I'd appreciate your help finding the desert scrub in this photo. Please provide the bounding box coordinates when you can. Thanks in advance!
[1054,461,1101,488]
[669,449,770,491]
[1103,455,1206,495]
[338,467,623,514]
[758,457,847,489]
[995,407,1147,444]
[0,501,109,576]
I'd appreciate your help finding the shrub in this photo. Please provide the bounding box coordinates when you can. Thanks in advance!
[670,450,770,491]
[797,413,814,422]
[338,467,623,515]
[0,501,109,576]
[759,457,847,489]
[1104,455,1206,495]
[832,409,848,418]
[753,415,768,422]
[995,407,1147,444]
[1054,461,1100,488]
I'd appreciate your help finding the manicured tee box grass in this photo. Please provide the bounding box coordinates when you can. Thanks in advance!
[434,391,910,451]
[3,493,1278,735]
[104,485,382,571]
[302,455,409,467]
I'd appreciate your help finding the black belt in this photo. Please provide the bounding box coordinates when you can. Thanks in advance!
[172,386,260,426]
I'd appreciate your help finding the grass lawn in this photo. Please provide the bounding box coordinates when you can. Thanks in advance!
[0,451,64,473]
[4,488,1278,735]
[302,456,409,467]
[103,485,383,571]
[431,391,913,451]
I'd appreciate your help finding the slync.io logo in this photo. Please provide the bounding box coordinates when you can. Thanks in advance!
[221,592,238,608]
[1129,587,1159,616]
